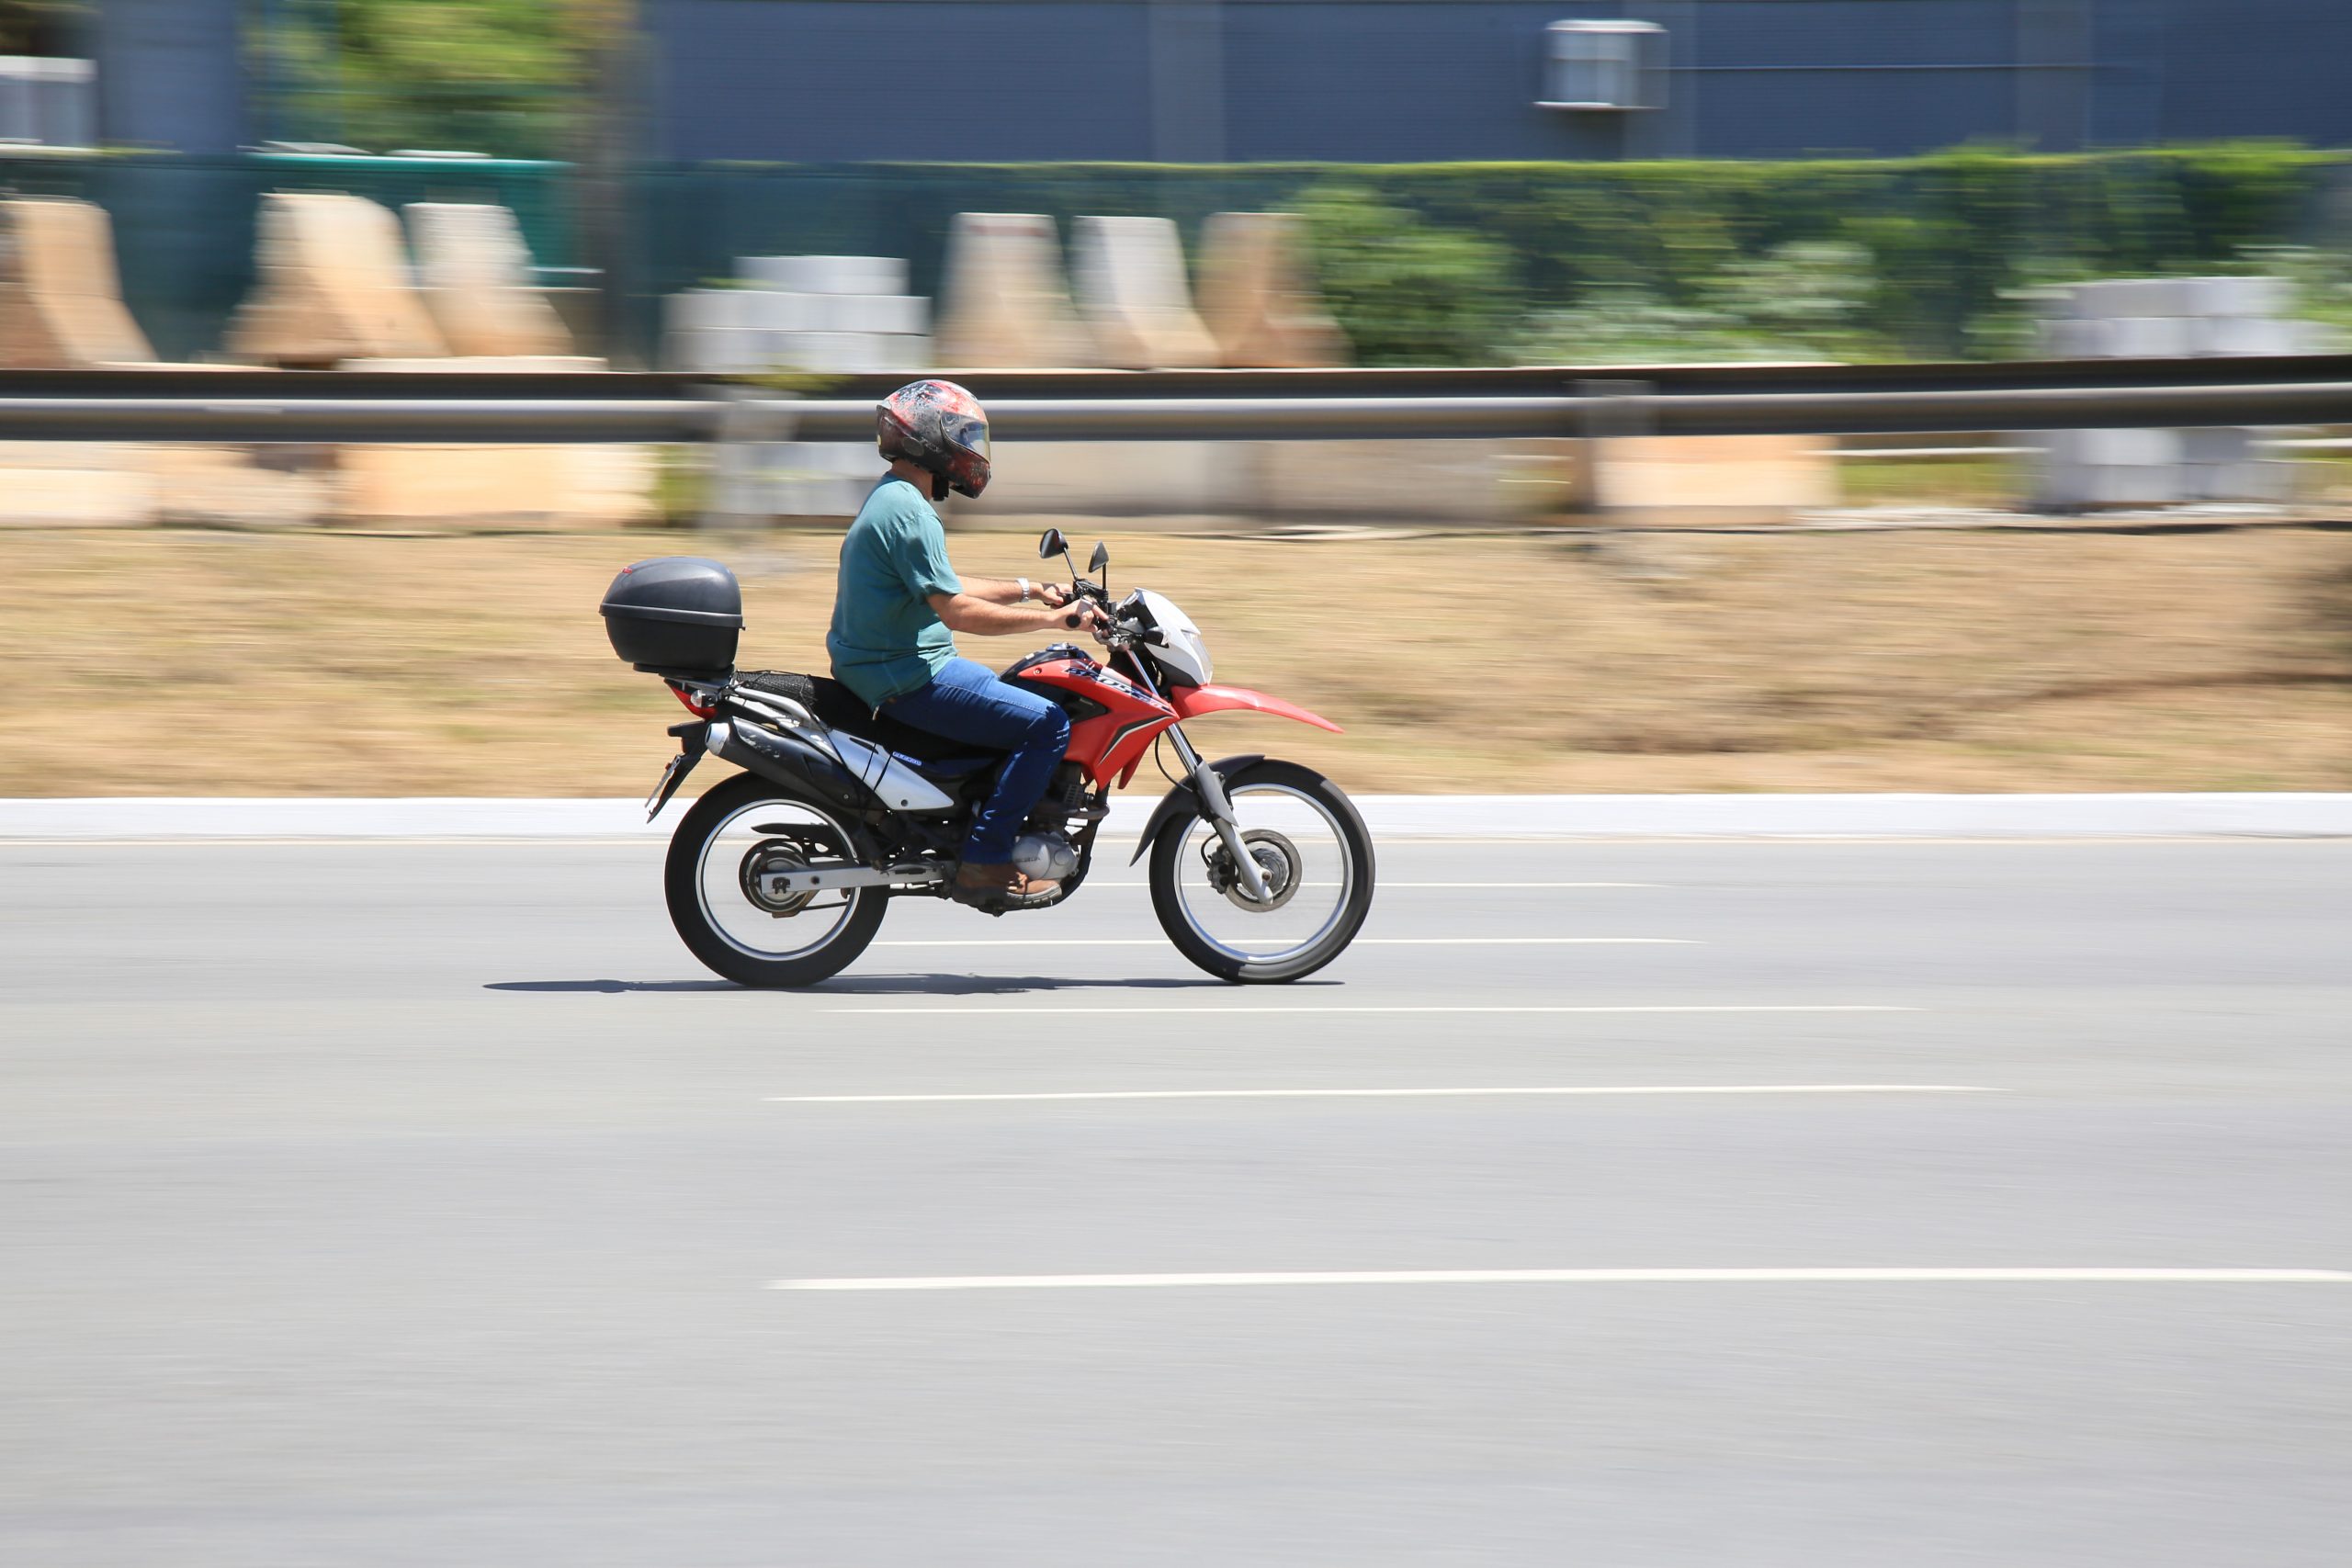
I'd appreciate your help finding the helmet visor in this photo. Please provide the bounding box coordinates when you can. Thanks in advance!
[942,412,990,464]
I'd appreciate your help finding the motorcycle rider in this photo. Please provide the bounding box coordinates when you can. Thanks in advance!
[827,379,1106,908]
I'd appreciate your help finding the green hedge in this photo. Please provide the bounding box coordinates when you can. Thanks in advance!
[642,141,2343,363]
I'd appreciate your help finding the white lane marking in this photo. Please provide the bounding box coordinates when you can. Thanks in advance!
[824,1004,1918,1017]
[871,937,1693,948]
[773,1267,2352,1292]
[1084,881,1663,889]
[768,1083,1999,1105]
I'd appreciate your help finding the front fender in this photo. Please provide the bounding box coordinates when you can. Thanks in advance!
[1169,683,1344,734]
[1127,754,1263,865]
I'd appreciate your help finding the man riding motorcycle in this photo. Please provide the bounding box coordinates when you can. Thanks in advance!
[826,379,1107,908]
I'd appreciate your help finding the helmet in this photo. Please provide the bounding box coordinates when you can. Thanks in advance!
[876,378,991,501]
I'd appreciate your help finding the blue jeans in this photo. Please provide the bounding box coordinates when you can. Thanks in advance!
[885,657,1071,864]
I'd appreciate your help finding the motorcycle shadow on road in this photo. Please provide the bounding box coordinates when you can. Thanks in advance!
[482,974,1320,997]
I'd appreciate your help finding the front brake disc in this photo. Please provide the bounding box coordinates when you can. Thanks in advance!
[1204,829,1300,912]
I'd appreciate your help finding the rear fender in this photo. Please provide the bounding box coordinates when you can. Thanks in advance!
[1169,684,1343,734]
[1128,753,1263,865]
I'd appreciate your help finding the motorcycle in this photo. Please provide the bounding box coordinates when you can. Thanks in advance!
[599,528,1375,987]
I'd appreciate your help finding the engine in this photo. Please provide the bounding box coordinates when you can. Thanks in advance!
[1010,829,1080,883]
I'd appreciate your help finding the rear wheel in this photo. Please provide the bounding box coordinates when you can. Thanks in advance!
[1148,760,1374,984]
[664,772,888,987]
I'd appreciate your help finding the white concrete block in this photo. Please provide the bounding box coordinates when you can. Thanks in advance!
[2183,275,2290,320]
[2038,318,2114,358]
[2071,278,2194,319]
[2178,427,2257,465]
[807,293,929,335]
[662,329,734,373]
[740,290,813,332]
[2180,461,2280,502]
[2042,427,2181,468]
[744,254,909,296]
[2103,316,2193,357]
[786,332,890,373]
[665,288,752,334]
[2188,316,2306,356]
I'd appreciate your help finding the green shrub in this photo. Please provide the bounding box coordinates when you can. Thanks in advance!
[1295,185,1518,366]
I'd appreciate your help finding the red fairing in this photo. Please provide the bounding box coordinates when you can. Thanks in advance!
[1169,683,1345,734]
[1007,659,1344,789]
[1010,656,1180,787]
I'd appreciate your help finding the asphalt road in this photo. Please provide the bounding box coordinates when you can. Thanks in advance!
[2,835,2347,1566]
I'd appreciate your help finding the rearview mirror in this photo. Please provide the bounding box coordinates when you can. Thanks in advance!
[1089,541,1110,574]
[1037,527,1068,561]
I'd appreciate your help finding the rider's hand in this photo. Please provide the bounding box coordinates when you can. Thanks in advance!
[1039,581,1074,609]
[1059,601,1109,641]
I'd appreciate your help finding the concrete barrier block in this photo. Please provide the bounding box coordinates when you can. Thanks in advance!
[934,212,1095,368]
[228,193,449,365]
[333,356,653,525]
[1073,216,1220,370]
[406,202,572,357]
[1582,435,1838,517]
[0,197,156,367]
[1196,211,1348,368]
[0,442,157,525]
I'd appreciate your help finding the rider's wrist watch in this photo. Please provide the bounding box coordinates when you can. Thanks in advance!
[1017,577,1033,604]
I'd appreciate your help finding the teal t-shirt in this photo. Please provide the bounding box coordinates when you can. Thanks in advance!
[826,476,964,707]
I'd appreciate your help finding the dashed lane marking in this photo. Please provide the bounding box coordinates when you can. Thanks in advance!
[823,1004,1918,1017]
[767,1083,1998,1105]
[871,937,1693,948]
[773,1268,2352,1293]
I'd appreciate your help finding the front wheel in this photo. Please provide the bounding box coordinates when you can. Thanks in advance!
[1149,760,1375,984]
[664,772,888,987]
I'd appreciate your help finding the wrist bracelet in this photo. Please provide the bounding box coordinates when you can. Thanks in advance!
[1017,577,1032,604]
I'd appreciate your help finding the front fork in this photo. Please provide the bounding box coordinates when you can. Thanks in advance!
[1156,714,1275,907]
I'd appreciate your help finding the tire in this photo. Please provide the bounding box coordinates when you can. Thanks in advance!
[664,772,888,988]
[1149,759,1375,984]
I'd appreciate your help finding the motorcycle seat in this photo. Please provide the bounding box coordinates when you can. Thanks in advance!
[737,670,1001,778]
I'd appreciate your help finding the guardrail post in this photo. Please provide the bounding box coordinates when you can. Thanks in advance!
[1576,378,1655,518]
[700,388,799,531]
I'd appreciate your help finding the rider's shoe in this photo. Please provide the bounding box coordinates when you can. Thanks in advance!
[951,861,1059,910]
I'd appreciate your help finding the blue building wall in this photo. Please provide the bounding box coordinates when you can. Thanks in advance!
[648,0,2352,164]
[94,0,247,154]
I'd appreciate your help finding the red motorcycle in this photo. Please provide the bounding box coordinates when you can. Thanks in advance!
[600,529,1375,987]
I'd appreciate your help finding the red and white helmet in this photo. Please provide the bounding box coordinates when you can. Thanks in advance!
[876,378,991,500]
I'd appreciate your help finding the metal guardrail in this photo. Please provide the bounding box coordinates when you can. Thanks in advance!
[0,361,2347,443]
[0,381,2348,444]
[6,355,2352,403]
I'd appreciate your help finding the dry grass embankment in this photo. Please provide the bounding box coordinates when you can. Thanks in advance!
[2,525,2347,796]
